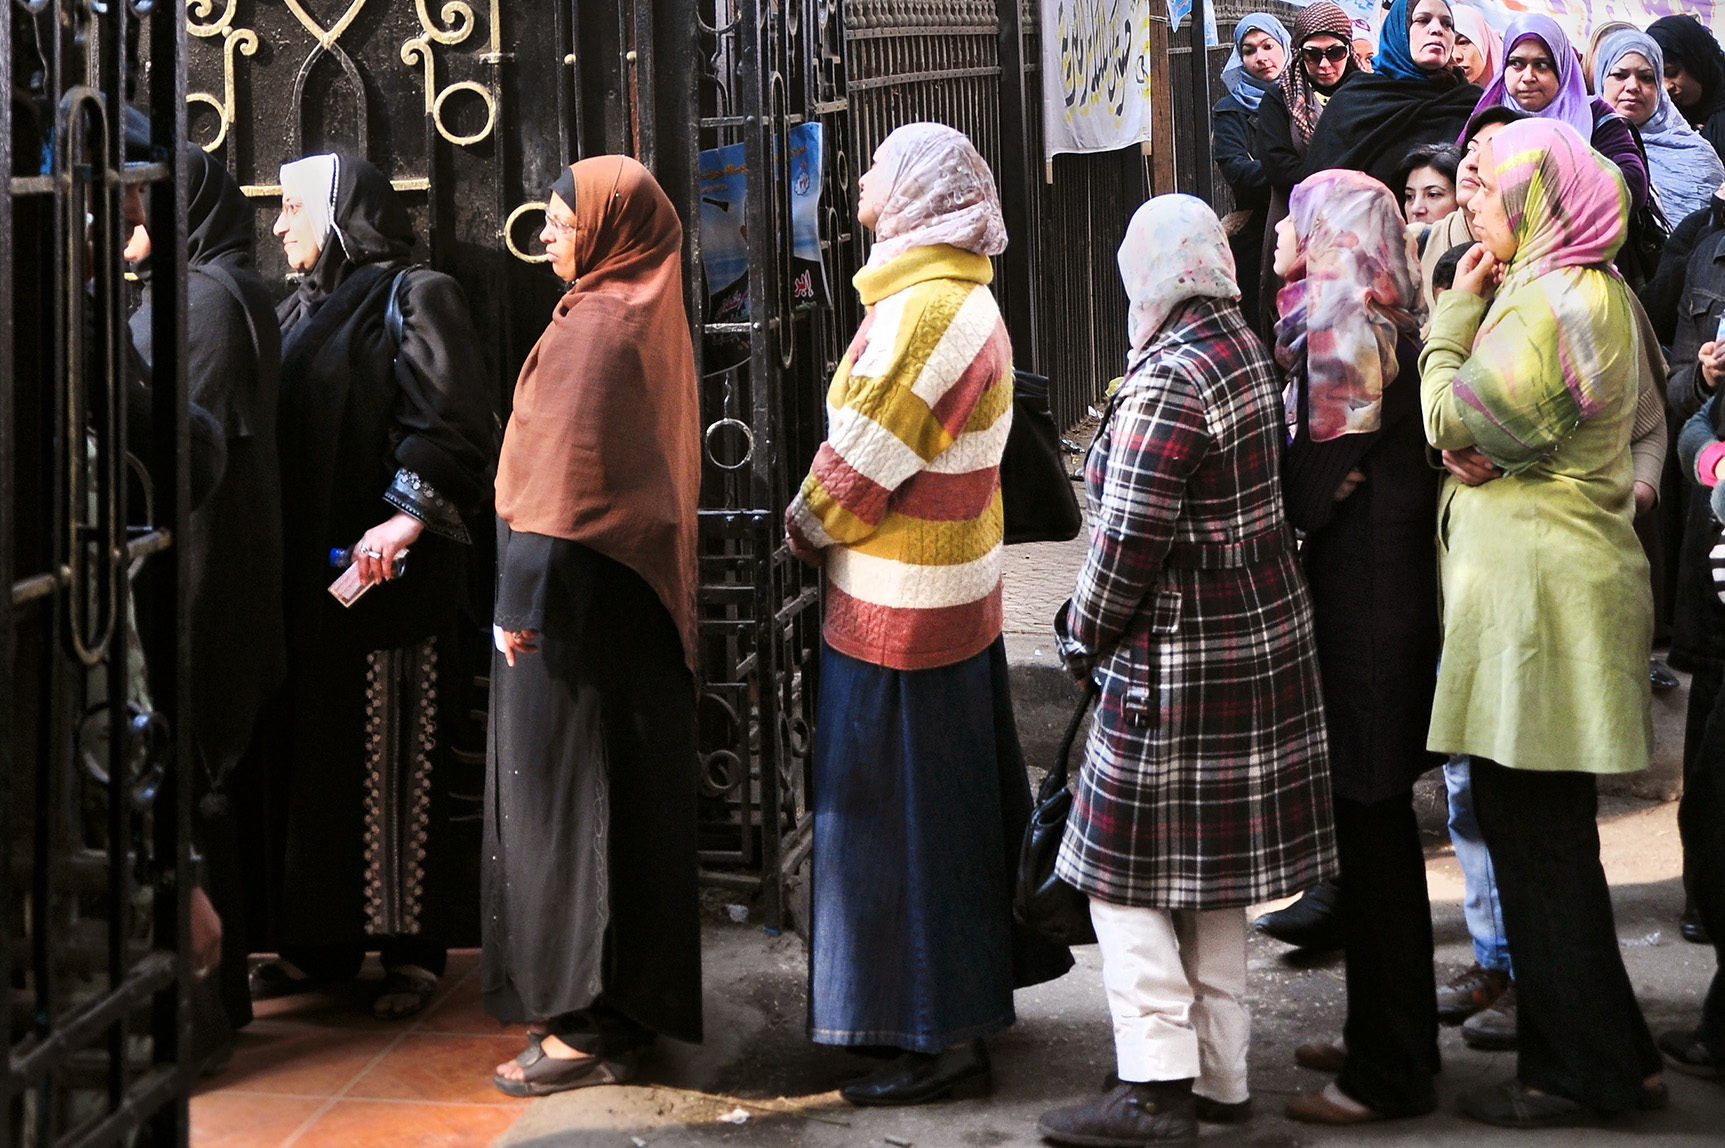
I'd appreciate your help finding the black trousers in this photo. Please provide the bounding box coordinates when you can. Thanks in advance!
[1334,792,1440,1116]
[1679,659,1725,1051]
[1470,760,1660,1111]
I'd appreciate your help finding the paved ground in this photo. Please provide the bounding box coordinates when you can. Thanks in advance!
[492,474,1724,1147]
[191,458,1722,1147]
[496,797,1724,1147]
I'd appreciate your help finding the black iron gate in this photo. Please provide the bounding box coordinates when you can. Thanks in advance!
[5,1,193,1146]
[178,0,835,932]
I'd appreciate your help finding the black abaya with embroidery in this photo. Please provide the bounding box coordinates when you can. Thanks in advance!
[265,156,497,970]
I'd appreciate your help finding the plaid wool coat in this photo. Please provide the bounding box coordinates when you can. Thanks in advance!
[1054,297,1338,910]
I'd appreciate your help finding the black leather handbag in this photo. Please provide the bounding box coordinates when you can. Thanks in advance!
[1001,369,1084,544]
[1014,678,1100,946]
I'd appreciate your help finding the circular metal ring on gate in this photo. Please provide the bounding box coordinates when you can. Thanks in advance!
[705,418,754,471]
[783,714,810,759]
[503,201,552,263]
[699,749,744,797]
[698,692,741,746]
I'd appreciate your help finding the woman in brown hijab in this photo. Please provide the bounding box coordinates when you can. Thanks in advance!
[484,155,703,1095]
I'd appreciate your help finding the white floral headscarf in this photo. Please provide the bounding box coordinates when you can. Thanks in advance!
[866,123,1007,266]
[1117,195,1239,354]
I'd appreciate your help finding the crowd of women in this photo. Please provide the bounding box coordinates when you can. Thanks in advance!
[129,1,1725,1143]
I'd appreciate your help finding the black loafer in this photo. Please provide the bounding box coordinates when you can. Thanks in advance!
[1681,908,1712,945]
[1254,880,1345,951]
[1458,1080,1610,1129]
[839,1039,990,1106]
[1650,660,1680,692]
[1658,1028,1722,1079]
[249,961,320,1001]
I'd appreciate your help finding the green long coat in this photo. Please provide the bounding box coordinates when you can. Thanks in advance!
[1418,288,1652,775]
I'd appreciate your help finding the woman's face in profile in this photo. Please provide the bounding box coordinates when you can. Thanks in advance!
[1452,34,1489,85]
[857,161,888,232]
[1466,141,1518,262]
[540,192,579,281]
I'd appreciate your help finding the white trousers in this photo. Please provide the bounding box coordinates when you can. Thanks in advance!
[1088,898,1250,1104]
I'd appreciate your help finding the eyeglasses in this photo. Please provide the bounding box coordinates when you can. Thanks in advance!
[1302,45,1351,64]
[544,214,576,236]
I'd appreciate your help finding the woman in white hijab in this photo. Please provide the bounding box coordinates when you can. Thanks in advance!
[1038,196,1335,1147]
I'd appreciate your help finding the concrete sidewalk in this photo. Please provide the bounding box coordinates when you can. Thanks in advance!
[497,795,1723,1147]
[495,476,1718,1147]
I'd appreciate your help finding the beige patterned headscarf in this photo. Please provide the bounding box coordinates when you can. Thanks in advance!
[866,123,1007,266]
[1117,195,1240,355]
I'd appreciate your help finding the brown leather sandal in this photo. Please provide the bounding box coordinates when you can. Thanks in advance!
[493,1049,636,1098]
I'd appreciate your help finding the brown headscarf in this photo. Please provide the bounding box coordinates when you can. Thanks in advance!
[1282,1,1359,155]
[494,156,701,673]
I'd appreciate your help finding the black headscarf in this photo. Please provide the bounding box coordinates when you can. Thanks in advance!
[278,154,415,332]
[185,147,256,268]
[1649,15,1725,125]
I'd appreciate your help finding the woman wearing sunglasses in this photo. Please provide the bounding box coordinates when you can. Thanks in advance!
[1252,1,1362,337]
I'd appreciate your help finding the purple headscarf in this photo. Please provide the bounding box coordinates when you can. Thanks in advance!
[1470,14,1594,139]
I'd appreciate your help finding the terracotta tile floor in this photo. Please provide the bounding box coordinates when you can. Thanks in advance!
[193,950,531,1148]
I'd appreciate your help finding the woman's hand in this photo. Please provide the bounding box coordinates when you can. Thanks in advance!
[1634,481,1658,516]
[499,629,539,668]
[353,512,424,585]
[1333,469,1366,502]
[1452,245,1502,300]
[1700,340,1725,394]
[1442,447,1503,486]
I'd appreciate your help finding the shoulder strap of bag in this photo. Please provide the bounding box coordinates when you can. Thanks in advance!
[1040,679,1101,800]
[384,267,412,351]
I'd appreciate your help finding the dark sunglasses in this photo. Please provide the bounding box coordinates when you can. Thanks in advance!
[1301,44,1351,64]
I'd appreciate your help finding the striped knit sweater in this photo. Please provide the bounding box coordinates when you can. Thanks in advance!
[785,243,1013,671]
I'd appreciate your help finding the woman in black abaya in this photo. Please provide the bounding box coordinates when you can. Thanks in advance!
[252,153,497,1019]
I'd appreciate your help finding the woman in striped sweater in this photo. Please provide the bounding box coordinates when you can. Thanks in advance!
[785,122,1072,1106]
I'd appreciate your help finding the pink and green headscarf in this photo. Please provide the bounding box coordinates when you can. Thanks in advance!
[1449,117,1634,471]
[1274,169,1423,441]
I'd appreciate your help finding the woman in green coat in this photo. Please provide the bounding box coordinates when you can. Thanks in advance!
[1419,117,1663,1128]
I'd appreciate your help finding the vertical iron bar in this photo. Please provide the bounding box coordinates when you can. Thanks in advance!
[148,0,193,1140]
[994,0,1036,369]
[1187,9,1214,204]
[0,3,15,1136]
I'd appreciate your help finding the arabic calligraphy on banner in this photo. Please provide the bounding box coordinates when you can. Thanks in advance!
[1040,0,1158,159]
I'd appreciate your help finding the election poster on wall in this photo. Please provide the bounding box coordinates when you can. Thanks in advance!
[1040,0,1159,158]
[1297,0,1725,51]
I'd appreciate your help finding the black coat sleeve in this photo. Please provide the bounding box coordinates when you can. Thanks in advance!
[1643,203,1718,347]
[1255,88,1303,190]
[1214,104,1268,199]
[493,521,597,637]
[388,270,501,540]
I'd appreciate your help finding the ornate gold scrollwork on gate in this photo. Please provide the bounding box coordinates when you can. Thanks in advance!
[401,0,500,147]
[503,201,549,263]
[186,0,259,152]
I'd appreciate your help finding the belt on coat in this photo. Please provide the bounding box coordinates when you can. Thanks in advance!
[1163,525,1291,570]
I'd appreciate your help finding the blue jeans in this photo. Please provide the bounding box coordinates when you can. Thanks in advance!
[1444,756,1512,976]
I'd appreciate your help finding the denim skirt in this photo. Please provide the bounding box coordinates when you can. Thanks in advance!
[808,636,1071,1052]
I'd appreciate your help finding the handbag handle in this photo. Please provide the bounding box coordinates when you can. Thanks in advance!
[1039,679,1101,802]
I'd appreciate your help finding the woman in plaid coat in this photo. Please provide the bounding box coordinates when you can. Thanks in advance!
[1039,195,1337,1148]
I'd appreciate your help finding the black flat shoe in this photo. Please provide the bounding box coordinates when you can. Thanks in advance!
[249,961,320,1001]
[1194,1095,1252,1123]
[1658,1028,1722,1079]
[840,1040,990,1106]
[1254,880,1344,951]
[1650,660,1680,692]
[1681,907,1712,945]
[1039,1079,1197,1146]
[1458,1081,1610,1129]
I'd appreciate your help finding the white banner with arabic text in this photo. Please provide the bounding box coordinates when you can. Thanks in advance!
[1041,0,1158,159]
